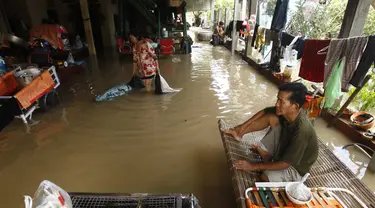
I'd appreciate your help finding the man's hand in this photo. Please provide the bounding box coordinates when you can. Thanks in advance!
[233,160,258,172]
[250,144,272,162]
[224,127,242,141]
[250,144,260,151]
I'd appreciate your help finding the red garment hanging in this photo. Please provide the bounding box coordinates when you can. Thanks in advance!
[299,39,331,83]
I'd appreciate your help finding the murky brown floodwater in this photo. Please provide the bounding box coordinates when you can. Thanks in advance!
[0,34,374,207]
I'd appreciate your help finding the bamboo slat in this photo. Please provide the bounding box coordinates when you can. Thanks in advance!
[218,122,375,208]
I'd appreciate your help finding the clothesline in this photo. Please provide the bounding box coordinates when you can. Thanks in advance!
[249,25,374,109]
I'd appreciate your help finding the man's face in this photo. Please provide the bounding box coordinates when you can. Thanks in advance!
[275,91,298,116]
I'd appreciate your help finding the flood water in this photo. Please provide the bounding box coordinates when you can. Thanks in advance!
[0,40,374,207]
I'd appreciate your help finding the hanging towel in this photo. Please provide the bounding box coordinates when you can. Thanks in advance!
[251,23,260,47]
[293,38,306,60]
[255,27,266,50]
[323,37,368,91]
[350,35,375,88]
[324,58,345,108]
[281,32,295,47]
[299,39,331,83]
[271,0,290,31]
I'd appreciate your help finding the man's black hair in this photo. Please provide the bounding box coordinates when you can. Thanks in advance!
[278,82,307,108]
[219,21,224,25]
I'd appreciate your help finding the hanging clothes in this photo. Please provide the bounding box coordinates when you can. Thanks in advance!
[324,58,346,108]
[350,35,375,88]
[255,27,266,49]
[251,23,260,47]
[280,33,305,60]
[271,0,290,31]
[323,37,368,92]
[281,32,295,47]
[265,29,273,45]
[294,38,306,60]
[299,39,331,83]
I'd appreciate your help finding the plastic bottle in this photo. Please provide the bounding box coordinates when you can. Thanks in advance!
[283,65,293,79]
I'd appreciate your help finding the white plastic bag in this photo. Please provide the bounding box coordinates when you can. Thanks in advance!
[159,74,182,93]
[153,74,182,94]
[24,180,72,208]
[288,182,311,201]
[284,36,299,66]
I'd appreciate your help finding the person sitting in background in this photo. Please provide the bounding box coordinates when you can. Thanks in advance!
[224,82,318,182]
[211,21,225,46]
[129,33,158,92]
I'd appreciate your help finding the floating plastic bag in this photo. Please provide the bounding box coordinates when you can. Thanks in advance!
[95,83,132,102]
[24,180,72,208]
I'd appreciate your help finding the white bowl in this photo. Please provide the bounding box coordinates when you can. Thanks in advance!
[285,182,313,205]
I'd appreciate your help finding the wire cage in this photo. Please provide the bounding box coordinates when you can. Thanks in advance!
[69,193,200,208]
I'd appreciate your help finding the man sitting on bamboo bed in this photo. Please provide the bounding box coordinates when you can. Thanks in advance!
[224,82,318,182]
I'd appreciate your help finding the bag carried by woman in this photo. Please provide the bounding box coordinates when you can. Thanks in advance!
[154,70,181,94]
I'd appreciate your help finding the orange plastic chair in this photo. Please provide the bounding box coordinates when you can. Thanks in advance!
[159,39,175,55]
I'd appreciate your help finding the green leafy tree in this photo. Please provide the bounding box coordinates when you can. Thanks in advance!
[214,0,234,10]
[287,0,347,38]
[364,6,375,36]
[349,75,375,112]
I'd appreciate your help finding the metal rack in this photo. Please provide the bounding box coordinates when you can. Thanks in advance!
[69,193,200,208]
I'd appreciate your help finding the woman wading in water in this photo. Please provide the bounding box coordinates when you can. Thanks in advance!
[129,33,158,91]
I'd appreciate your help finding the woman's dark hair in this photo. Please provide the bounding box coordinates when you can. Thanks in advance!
[219,21,224,26]
[278,82,307,108]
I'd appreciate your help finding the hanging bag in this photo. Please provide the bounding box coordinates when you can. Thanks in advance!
[154,71,163,94]
[284,36,300,66]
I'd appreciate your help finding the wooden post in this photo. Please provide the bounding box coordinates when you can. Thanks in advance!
[231,0,239,55]
[80,0,96,55]
[183,5,189,54]
[338,0,372,38]
[327,75,372,128]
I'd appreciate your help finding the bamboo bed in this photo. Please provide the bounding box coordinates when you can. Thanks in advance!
[218,120,375,208]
